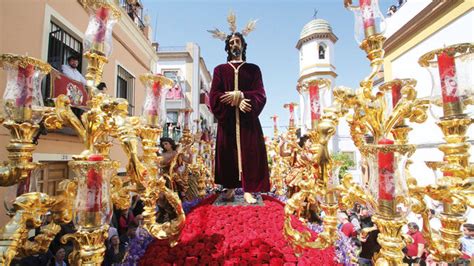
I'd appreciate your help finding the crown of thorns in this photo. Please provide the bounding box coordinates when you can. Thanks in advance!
[207,10,258,41]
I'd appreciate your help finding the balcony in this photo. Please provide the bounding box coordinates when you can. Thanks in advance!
[118,0,146,33]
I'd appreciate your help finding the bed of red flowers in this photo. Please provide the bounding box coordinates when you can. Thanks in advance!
[139,195,338,265]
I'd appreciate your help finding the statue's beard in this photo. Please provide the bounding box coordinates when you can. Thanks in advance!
[230,48,241,58]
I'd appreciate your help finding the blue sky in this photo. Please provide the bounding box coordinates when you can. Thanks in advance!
[142,0,394,136]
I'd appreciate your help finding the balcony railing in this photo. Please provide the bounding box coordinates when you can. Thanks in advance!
[119,0,146,31]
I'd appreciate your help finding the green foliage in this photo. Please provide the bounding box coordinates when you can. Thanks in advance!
[331,152,355,178]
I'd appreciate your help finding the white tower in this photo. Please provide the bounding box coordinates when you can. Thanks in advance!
[296,18,338,135]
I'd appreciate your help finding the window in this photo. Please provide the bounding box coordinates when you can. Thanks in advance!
[163,70,179,83]
[164,111,179,139]
[45,22,83,100]
[36,162,69,196]
[117,65,135,115]
[166,111,179,124]
[48,22,83,71]
[318,44,326,59]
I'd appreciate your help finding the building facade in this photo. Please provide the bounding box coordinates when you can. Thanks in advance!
[156,43,215,141]
[0,0,158,225]
[383,0,474,187]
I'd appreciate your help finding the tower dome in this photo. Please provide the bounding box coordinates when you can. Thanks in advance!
[300,18,333,39]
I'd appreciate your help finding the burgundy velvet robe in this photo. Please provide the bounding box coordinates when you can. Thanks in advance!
[210,62,270,192]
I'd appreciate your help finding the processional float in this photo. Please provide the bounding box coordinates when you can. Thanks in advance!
[283,0,473,265]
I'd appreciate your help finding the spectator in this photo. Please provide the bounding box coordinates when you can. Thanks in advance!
[108,226,118,242]
[348,208,361,232]
[398,0,406,8]
[404,211,423,233]
[461,223,474,258]
[131,194,144,216]
[50,246,68,266]
[104,235,126,266]
[403,222,426,265]
[338,212,357,238]
[353,203,362,215]
[359,207,372,229]
[358,217,380,266]
[118,209,135,236]
[61,55,86,85]
[387,5,397,16]
[120,223,137,248]
[135,214,144,226]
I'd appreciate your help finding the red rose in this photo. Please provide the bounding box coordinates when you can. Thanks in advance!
[241,241,252,249]
[251,239,263,246]
[250,249,261,257]
[258,253,271,262]
[241,253,251,261]
[269,258,284,266]
[259,245,271,253]
[248,258,259,264]
[283,253,298,262]
[209,260,220,266]
[184,256,198,266]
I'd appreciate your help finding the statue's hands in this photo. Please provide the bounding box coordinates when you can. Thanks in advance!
[220,91,243,106]
[239,99,252,113]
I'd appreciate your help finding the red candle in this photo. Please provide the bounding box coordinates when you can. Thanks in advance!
[16,64,35,107]
[272,116,278,132]
[391,83,402,108]
[86,154,103,212]
[289,103,295,127]
[148,81,161,115]
[94,7,109,43]
[378,138,395,201]
[359,0,376,37]
[309,83,320,129]
[437,52,459,104]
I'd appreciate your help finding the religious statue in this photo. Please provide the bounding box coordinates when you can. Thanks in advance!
[208,11,269,204]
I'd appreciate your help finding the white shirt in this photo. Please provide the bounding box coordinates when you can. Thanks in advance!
[61,64,87,84]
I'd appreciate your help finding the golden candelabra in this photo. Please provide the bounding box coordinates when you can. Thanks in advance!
[0,2,189,265]
[283,85,350,254]
[268,115,286,195]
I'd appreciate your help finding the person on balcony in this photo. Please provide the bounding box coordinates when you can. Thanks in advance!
[61,55,86,85]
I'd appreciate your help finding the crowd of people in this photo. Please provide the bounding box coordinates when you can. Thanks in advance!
[13,193,145,266]
[332,204,474,265]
